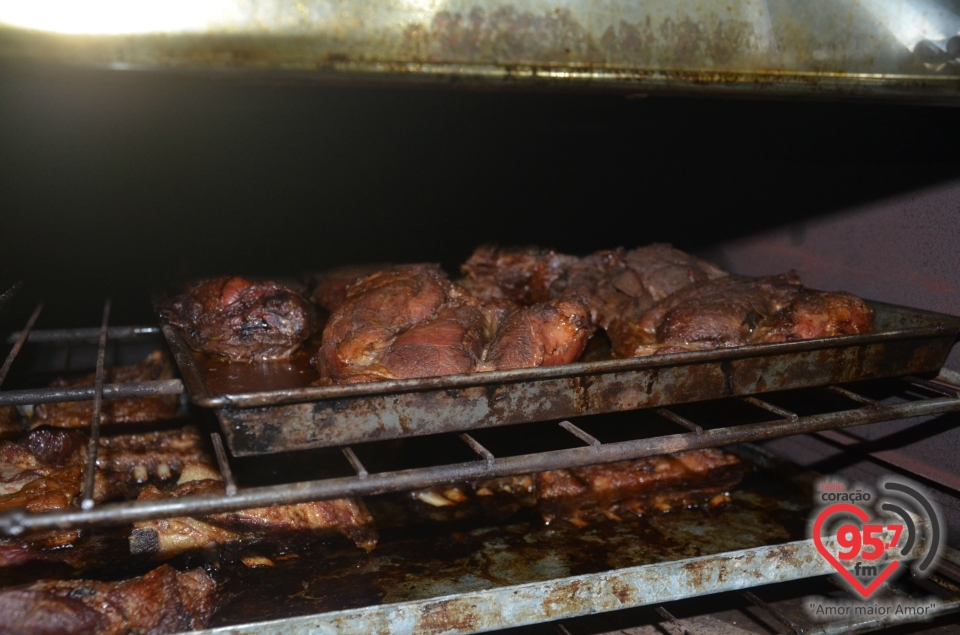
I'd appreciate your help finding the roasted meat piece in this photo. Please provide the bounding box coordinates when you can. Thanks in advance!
[0,565,216,635]
[378,305,487,379]
[1,428,88,499]
[131,463,378,560]
[307,263,393,312]
[98,426,215,483]
[162,276,315,362]
[754,289,876,343]
[409,448,743,526]
[553,244,728,330]
[481,297,594,371]
[460,244,577,303]
[611,273,875,357]
[31,351,179,429]
[314,264,486,383]
[1,427,214,558]
[461,243,726,330]
[534,448,743,525]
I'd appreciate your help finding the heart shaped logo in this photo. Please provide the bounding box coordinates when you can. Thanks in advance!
[813,503,901,598]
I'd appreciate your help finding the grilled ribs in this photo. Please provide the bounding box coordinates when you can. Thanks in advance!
[1,427,215,559]
[31,351,179,429]
[409,448,743,526]
[611,273,875,357]
[130,463,378,560]
[162,276,316,362]
[0,565,216,635]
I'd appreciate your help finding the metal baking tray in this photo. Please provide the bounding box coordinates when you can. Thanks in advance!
[184,447,936,635]
[163,301,960,456]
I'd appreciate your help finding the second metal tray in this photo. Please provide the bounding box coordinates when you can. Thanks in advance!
[163,301,960,456]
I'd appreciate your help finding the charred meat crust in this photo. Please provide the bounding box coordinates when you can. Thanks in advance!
[481,297,594,371]
[313,264,489,383]
[161,276,316,362]
[0,565,216,635]
[131,464,378,559]
[610,273,875,357]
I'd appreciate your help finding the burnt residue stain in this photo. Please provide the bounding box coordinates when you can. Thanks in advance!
[399,7,766,70]
[206,452,812,627]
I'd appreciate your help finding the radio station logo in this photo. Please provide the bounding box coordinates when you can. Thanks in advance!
[810,477,943,600]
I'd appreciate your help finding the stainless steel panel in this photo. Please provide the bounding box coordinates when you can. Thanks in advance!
[1,1,959,100]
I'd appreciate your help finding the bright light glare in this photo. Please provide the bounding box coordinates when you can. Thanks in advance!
[0,0,242,35]
[859,0,959,49]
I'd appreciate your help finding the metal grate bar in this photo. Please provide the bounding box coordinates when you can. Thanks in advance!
[0,303,43,387]
[460,433,495,467]
[656,606,693,635]
[742,396,799,421]
[740,590,804,635]
[559,420,601,447]
[3,391,959,536]
[0,379,184,407]
[5,325,160,345]
[80,300,110,510]
[905,375,960,399]
[211,433,238,496]
[826,385,877,405]
[342,447,369,479]
[656,408,703,434]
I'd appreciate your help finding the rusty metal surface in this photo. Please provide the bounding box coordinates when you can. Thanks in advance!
[160,302,960,455]
[0,1,959,100]
[188,452,824,631]
[183,469,929,635]
[2,378,958,536]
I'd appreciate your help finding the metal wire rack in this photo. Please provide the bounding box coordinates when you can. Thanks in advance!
[3,291,960,635]
[2,297,960,537]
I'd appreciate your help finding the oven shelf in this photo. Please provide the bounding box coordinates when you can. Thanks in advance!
[1,372,958,536]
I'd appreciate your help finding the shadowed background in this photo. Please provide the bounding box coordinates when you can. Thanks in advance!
[1,60,958,328]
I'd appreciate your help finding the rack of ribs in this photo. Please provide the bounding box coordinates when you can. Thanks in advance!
[406,448,744,527]
[0,426,215,563]
[130,463,378,561]
[28,351,179,429]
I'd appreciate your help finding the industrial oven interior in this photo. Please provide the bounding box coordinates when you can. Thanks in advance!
[1,2,960,634]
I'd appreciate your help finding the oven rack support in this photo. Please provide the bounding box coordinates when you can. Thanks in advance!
[1,371,959,536]
[2,317,960,536]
